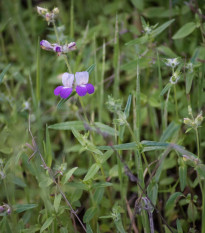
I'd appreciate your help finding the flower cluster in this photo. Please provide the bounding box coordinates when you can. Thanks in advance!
[54,71,95,98]
[40,40,76,55]
[38,6,95,99]
[184,111,203,128]
[37,6,59,24]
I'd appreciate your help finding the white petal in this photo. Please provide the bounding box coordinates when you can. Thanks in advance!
[75,71,89,86]
[62,73,74,88]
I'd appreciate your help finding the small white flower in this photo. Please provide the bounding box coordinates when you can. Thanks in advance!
[165,58,180,68]
[186,62,193,73]
[169,72,180,84]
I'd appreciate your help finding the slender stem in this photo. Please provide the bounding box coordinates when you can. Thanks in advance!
[174,85,179,119]
[53,21,60,44]
[195,128,200,158]
[53,22,72,73]
[164,88,171,128]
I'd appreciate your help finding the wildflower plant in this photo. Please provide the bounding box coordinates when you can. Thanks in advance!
[2,1,205,233]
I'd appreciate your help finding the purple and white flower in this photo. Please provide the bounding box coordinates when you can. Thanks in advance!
[54,71,95,99]
[40,40,53,51]
[37,6,59,24]
[54,73,74,99]
[75,71,95,97]
[40,40,76,54]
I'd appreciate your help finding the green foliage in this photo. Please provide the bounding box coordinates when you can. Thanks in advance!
[0,0,205,232]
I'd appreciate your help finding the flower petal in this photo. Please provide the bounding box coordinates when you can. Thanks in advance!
[62,73,74,88]
[86,83,95,94]
[75,71,89,86]
[40,40,53,51]
[76,85,87,97]
[54,86,63,96]
[60,87,73,99]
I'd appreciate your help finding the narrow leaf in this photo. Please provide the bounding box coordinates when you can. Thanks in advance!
[40,217,54,233]
[165,192,183,210]
[172,22,196,39]
[84,163,100,181]
[83,207,97,223]
[63,167,78,184]
[0,64,11,84]
[152,19,175,38]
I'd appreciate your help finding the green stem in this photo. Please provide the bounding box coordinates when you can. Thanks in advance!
[173,85,179,120]
[195,128,200,158]
[164,88,171,128]
[53,22,72,73]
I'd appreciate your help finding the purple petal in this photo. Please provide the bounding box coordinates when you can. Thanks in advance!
[60,87,72,99]
[76,85,87,97]
[86,83,95,94]
[55,46,61,52]
[54,86,63,96]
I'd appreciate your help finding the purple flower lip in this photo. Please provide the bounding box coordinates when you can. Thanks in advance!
[68,42,76,48]
[55,46,62,52]
[54,72,95,99]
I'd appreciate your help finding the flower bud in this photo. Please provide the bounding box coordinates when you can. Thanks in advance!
[37,6,48,16]
[52,7,59,15]
[195,112,203,126]
[184,118,193,127]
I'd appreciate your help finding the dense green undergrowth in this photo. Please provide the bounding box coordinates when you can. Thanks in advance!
[0,0,205,232]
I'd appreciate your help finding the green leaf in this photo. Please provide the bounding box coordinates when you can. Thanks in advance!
[130,0,144,10]
[45,126,52,167]
[13,204,38,213]
[172,22,196,39]
[86,224,94,233]
[165,192,183,210]
[93,188,104,204]
[39,176,53,188]
[92,182,113,189]
[114,219,126,233]
[84,163,100,181]
[72,129,103,155]
[187,202,198,221]
[157,45,177,58]
[160,83,172,96]
[56,91,76,109]
[152,19,175,38]
[83,207,97,223]
[98,142,137,151]
[0,64,11,84]
[49,121,85,131]
[196,164,205,179]
[176,219,183,233]
[179,165,187,191]
[160,121,181,142]
[12,176,27,188]
[94,122,118,136]
[63,167,78,184]
[54,194,62,213]
[40,217,54,233]
[87,64,96,74]
[125,34,148,46]
[147,182,158,205]
[120,94,132,140]
[0,147,13,154]
[98,150,113,164]
[49,121,117,136]
[186,73,194,94]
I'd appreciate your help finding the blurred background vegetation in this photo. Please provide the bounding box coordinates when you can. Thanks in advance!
[0,0,205,232]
